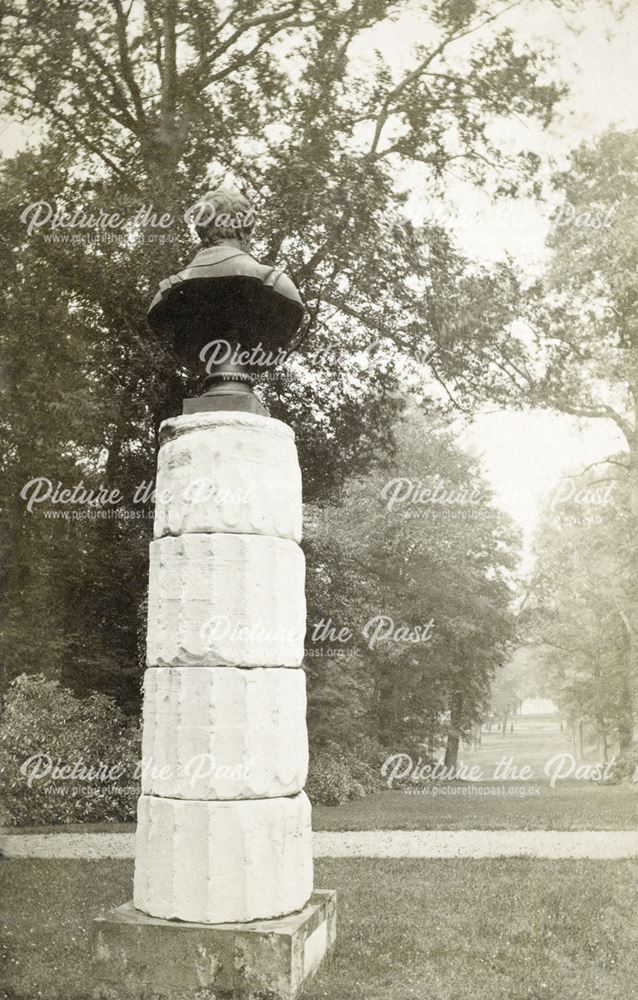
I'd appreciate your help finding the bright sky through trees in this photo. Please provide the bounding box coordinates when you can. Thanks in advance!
[2,0,635,553]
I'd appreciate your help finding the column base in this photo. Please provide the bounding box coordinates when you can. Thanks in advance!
[91,890,336,1000]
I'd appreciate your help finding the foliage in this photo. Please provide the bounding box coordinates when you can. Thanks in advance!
[605,746,638,785]
[304,408,519,768]
[526,129,638,740]
[306,738,383,806]
[306,751,360,806]
[0,0,567,704]
[0,674,140,825]
[525,462,634,753]
[489,646,549,725]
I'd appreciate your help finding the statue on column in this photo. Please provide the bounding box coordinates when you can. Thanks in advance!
[94,183,335,999]
[141,181,314,924]
[148,186,305,414]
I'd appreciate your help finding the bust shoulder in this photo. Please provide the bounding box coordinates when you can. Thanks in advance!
[179,244,264,281]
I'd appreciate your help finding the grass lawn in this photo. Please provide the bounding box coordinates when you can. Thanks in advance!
[457,723,596,775]
[3,724,636,836]
[2,857,638,1000]
[2,783,636,837]
[309,722,636,832]
[312,783,638,831]
[2,783,637,836]
[313,721,638,832]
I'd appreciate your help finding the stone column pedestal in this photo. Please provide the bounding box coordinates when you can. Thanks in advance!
[92,411,336,998]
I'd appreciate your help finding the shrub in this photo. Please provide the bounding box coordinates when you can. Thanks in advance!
[603,746,638,785]
[306,736,385,806]
[0,674,141,826]
[345,735,387,792]
[306,750,355,806]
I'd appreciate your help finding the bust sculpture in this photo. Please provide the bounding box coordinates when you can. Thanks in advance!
[147,186,305,415]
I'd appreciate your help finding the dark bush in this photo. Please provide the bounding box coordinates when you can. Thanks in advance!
[0,674,141,826]
[306,736,385,806]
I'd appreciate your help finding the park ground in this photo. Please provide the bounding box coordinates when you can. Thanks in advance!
[319,715,638,831]
[6,781,636,838]
[5,716,637,835]
[2,857,638,1000]
[2,716,637,999]
[313,717,637,832]
[313,783,637,832]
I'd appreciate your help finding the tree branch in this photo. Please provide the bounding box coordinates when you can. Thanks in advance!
[553,401,633,443]
[161,0,178,133]
[188,5,301,87]
[74,33,141,132]
[109,0,147,122]
[367,0,526,156]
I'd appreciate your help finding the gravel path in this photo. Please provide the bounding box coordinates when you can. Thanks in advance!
[0,832,136,859]
[1,829,636,860]
[313,830,638,859]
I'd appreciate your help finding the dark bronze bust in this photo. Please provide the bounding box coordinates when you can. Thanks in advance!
[147,187,304,415]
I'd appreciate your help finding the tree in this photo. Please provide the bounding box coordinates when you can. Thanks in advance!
[0,0,565,703]
[490,658,523,734]
[0,0,568,484]
[304,408,519,763]
[526,129,638,740]
[489,645,550,732]
[525,463,634,754]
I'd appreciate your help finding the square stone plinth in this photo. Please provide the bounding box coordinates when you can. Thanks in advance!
[92,890,336,1000]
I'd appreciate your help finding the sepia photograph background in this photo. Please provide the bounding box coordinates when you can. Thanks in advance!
[1,2,638,999]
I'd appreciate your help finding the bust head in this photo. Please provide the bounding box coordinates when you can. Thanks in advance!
[188,186,256,248]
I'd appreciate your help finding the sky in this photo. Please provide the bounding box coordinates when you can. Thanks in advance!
[461,0,637,561]
[2,0,635,565]
[370,0,638,560]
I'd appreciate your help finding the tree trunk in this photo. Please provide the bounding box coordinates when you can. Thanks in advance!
[444,690,463,770]
[627,435,638,746]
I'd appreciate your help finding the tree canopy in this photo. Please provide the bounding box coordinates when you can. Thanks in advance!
[304,409,519,761]
[0,0,567,706]
[525,128,638,747]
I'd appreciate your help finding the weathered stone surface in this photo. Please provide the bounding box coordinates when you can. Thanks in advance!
[141,666,308,799]
[154,412,302,542]
[92,890,337,1000]
[146,533,306,667]
[134,792,313,924]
